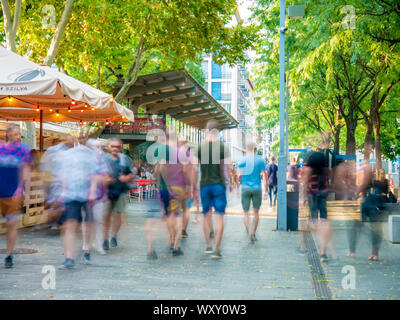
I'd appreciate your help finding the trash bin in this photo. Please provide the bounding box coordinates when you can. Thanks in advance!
[287,179,299,231]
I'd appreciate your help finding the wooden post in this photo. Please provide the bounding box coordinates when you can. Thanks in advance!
[39,110,43,152]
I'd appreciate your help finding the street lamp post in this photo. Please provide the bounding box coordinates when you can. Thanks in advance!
[277,2,304,231]
[277,0,287,231]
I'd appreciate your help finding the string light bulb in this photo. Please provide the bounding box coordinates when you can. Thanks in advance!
[36,107,40,112]
[49,108,53,112]
[79,120,83,125]
[56,110,59,117]
[71,100,76,105]
[109,97,114,102]
[84,104,88,108]
[7,96,12,102]
[91,107,95,111]
[68,107,71,112]
[80,109,84,113]
[105,120,109,125]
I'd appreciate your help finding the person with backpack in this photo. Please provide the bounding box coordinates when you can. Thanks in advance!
[103,138,134,251]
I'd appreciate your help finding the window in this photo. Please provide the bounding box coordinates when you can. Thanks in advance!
[211,82,221,100]
[201,61,209,79]
[211,60,221,79]
[221,82,232,101]
[221,64,232,79]
[220,103,231,113]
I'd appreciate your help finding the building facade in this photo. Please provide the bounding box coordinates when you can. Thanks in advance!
[201,55,255,162]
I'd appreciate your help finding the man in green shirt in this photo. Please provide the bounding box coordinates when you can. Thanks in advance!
[193,120,231,259]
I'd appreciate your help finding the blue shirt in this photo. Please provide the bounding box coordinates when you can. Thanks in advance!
[105,153,133,198]
[0,142,32,198]
[238,155,266,190]
[58,145,108,202]
[267,162,278,185]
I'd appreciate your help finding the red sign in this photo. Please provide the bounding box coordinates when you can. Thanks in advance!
[106,115,165,134]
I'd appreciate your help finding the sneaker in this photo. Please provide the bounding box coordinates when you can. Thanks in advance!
[4,255,13,268]
[169,243,174,251]
[204,247,213,254]
[250,235,256,243]
[320,254,328,263]
[96,248,107,255]
[82,252,91,265]
[211,250,222,259]
[172,247,184,256]
[111,237,118,247]
[296,247,307,255]
[58,259,75,270]
[147,250,158,260]
[181,230,188,238]
[103,239,109,251]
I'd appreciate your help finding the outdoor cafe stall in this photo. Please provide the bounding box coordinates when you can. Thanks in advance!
[0,46,134,233]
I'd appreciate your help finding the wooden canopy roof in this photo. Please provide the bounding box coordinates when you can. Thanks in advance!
[125,69,238,130]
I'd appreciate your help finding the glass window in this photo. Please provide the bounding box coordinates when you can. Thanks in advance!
[201,61,209,79]
[221,82,232,101]
[221,64,232,79]
[211,82,221,100]
[220,103,231,113]
[211,60,221,79]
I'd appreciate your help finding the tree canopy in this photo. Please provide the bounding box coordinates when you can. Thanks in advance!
[251,0,400,168]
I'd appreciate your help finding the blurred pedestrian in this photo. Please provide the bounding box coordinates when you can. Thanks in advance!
[103,138,134,251]
[238,141,266,242]
[40,134,75,230]
[57,138,108,269]
[301,137,336,263]
[82,139,112,255]
[193,119,231,259]
[266,156,278,206]
[0,124,32,268]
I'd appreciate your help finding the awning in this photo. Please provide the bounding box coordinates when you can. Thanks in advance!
[125,69,238,130]
[0,46,134,122]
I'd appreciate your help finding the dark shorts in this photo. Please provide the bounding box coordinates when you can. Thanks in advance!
[241,188,262,212]
[158,190,170,216]
[58,201,93,225]
[200,184,227,215]
[308,193,327,220]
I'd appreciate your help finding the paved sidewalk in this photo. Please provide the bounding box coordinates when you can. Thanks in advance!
[1,199,399,300]
[313,220,400,300]
[0,200,314,300]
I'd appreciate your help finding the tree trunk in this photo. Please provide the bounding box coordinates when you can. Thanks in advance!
[114,36,145,104]
[345,118,357,155]
[372,109,382,170]
[363,119,373,162]
[43,0,75,66]
[333,127,341,155]
[1,0,17,52]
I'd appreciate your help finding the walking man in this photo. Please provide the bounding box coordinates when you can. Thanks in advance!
[0,124,32,268]
[103,138,134,251]
[57,139,108,269]
[301,138,336,263]
[193,119,231,259]
[238,142,266,242]
[266,156,278,206]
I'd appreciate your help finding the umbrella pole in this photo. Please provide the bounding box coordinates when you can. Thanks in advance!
[39,110,43,152]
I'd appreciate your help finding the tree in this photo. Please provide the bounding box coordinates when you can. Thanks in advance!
[251,0,400,167]
[1,0,75,147]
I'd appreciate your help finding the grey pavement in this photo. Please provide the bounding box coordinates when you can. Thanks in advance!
[0,199,314,300]
[313,220,400,300]
[1,199,399,300]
